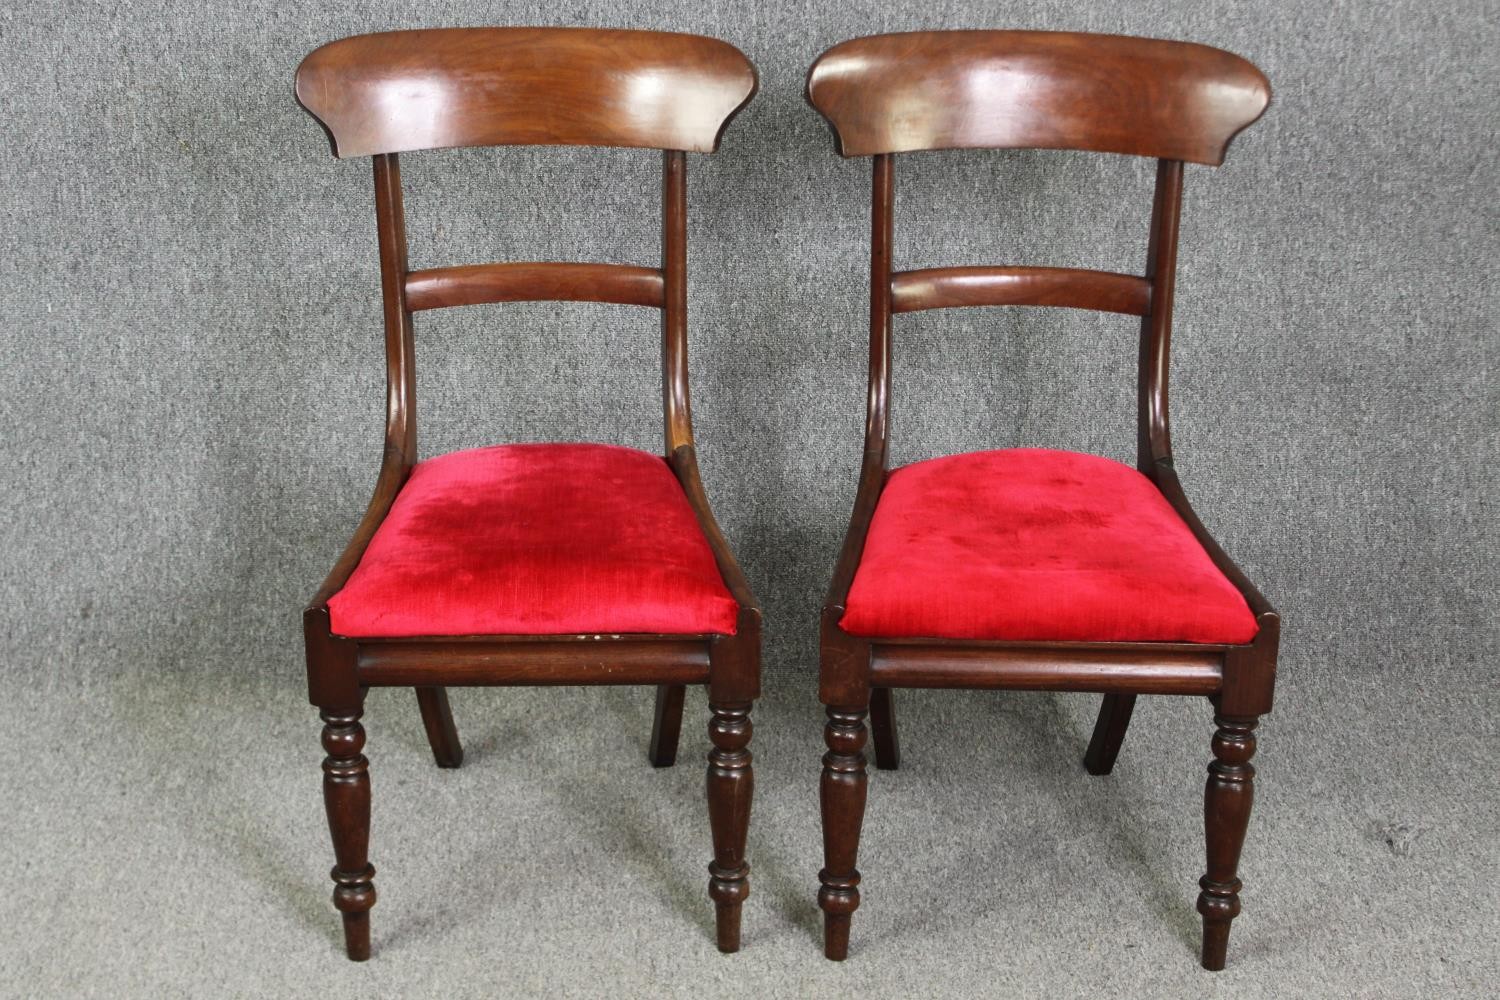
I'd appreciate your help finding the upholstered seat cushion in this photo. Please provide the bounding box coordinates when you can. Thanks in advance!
[328,443,739,637]
[839,448,1258,644]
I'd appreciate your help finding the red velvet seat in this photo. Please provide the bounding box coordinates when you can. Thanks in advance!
[840,448,1258,644]
[329,443,740,638]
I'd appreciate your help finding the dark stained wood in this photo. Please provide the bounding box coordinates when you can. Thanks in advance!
[297,28,758,157]
[806,31,1270,164]
[373,153,419,477]
[863,155,896,478]
[1137,158,1183,472]
[1083,693,1136,776]
[890,266,1151,316]
[321,708,375,961]
[302,608,360,708]
[817,154,894,711]
[1152,464,1278,620]
[670,444,759,614]
[296,28,760,960]
[807,31,1279,969]
[706,702,753,952]
[872,635,1234,652]
[1219,620,1280,719]
[305,155,417,620]
[414,687,463,768]
[404,262,665,312]
[868,688,900,770]
[356,638,711,687]
[648,684,687,767]
[870,645,1222,694]
[662,151,694,453]
[818,707,868,960]
[1198,713,1258,970]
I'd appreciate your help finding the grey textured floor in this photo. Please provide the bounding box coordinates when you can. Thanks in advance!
[2,656,1495,998]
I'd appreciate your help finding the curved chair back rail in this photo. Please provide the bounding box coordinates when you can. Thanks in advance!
[296,27,758,157]
[806,30,1270,163]
[404,262,666,311]
[890,266,1152,317]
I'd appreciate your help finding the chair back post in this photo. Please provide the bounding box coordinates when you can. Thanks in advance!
[662,149,694,453]
[866,153,895,472]
[1137,158,1184,475]
[372,153,417,472]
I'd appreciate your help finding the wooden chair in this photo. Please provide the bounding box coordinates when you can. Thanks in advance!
[806,31,1279,970]
[293,27,760,961]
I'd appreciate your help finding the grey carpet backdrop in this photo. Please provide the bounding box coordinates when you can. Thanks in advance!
[2,1,1496,997]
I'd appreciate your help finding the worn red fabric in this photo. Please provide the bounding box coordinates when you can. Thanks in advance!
[840,448,1258,644]
[328,443,739,638]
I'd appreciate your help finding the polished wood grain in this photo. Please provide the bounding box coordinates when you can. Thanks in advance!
[807,31,1280,970]
[321,708,374,961]
[890,266,1152,316]
[868,688,900,770]
[1082,693,1136,776]
[662,151,694,454]
[1137,158,1183,472]
[414,687,463,768]
[296,28,760,960]
[1199,714,1258,970]
[706,701,753,952]
[816,154,893,713]
[297,27,757,157]
[303,155,417,624]
[806,30,1270,163]
[648,684,687,767]
[356,638,711,687]
[404,262,665,311]
[670,442,760,614]
[869,645,1223,694]
[818,707,868,960]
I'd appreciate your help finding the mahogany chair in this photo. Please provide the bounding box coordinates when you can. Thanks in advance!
[293,28,760,961]
[806,31,1279,969]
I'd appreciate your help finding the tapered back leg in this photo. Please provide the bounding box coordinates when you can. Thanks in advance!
[1083,693,1136,776]
[415,687,463,768]
[649,684,687,767]
[869,688,901,770]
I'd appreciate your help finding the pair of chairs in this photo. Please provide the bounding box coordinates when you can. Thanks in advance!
[295,27,1280,971]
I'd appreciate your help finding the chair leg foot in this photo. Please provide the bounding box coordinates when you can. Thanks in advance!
[818,705,868,960]
[822,911,853,961]
[649,684,687,767]
[707,701,752,952]
[1197,712,1258,971]
[869,687,901,770]
[1083,693,1136,775]
[415,686,463,768]
[338,909,371,962]
[321,708,376,961]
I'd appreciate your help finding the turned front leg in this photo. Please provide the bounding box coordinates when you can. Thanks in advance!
[706,701,753,952]
[1198,712,1258,970]
[321,708,375,961]
[819,706,868,960]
